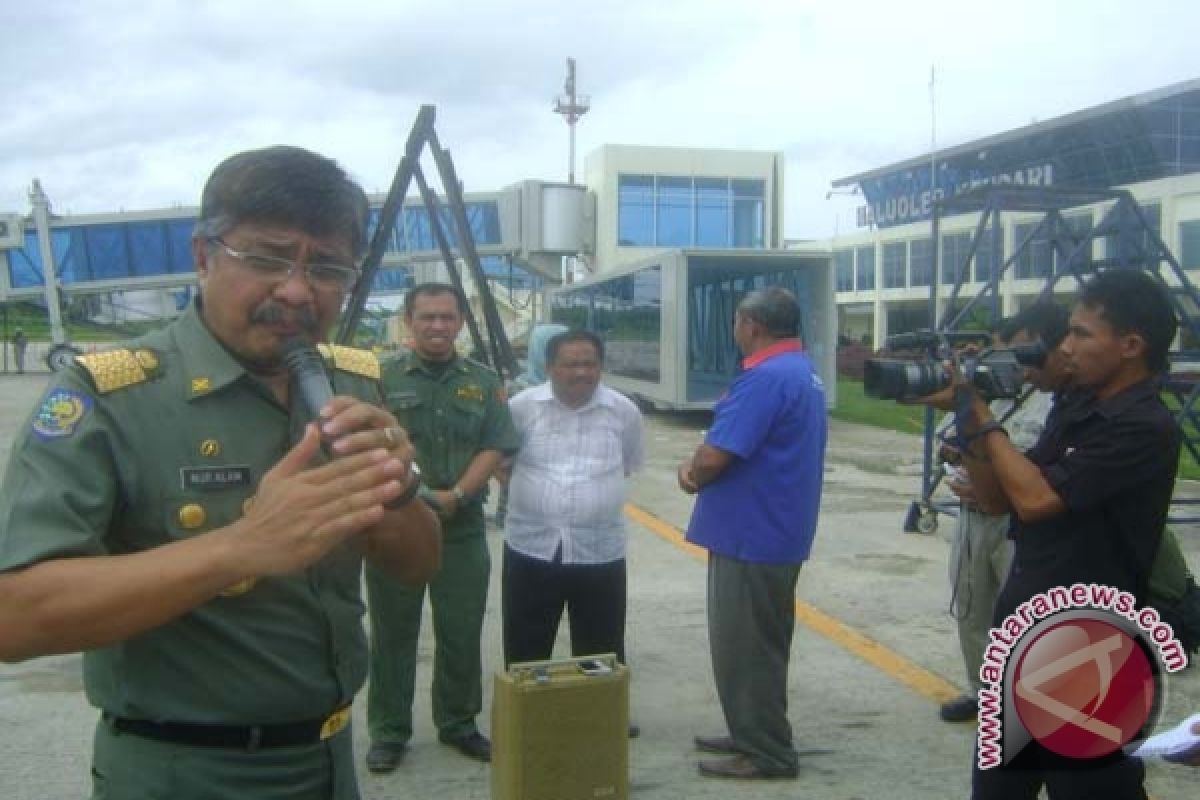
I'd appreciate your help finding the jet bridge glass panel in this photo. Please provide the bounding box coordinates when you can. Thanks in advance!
[549,266,662,383]
[6,218,196,288]
[685,255,825,403]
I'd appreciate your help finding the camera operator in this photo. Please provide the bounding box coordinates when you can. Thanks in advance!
[937,302,1070,723]
[916,270,1181,799]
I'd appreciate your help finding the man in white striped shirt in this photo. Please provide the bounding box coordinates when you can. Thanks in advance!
[502,329,645,676]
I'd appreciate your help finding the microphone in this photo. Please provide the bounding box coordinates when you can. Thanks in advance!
[280,336,422,508]
[281,336,335,430]
[282,336,338,461]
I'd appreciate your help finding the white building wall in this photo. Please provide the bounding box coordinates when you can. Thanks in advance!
[829,172,1200,346]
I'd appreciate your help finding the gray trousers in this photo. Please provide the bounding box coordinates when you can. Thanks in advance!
[948,507,1013,694]
[707,553,802,773]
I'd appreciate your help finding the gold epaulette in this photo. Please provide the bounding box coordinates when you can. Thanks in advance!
[318,344,381,381]
[75,349,160,394]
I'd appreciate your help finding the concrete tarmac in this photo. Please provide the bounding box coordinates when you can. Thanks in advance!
[0,372,1197,799]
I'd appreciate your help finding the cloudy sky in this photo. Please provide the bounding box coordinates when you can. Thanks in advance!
[1,0,1196,239]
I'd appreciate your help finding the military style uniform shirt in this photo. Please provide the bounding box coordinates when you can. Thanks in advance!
[0,304,383,724]
[381,352,519,539]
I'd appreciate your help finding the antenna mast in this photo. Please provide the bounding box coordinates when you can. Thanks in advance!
[554,58,591,185]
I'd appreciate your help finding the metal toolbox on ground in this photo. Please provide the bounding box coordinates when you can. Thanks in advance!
[491,653,629,800]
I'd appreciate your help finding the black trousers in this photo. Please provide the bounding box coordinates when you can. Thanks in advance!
[972,740,1147,799]
[501,543,627,667]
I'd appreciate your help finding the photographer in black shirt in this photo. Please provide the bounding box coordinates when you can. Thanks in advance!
[917,270,1181,800]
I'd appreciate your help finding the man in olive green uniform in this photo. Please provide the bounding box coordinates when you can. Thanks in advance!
[365,283,519,771]
[0,147,441,800]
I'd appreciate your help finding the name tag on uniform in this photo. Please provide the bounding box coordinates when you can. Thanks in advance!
[387,389,421,408]
[180,466,252,491]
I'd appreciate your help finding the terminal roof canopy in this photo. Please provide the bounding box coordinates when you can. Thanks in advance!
[833,78,1200,229]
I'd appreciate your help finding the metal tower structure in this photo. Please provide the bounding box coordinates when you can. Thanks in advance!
[906,184,1200,531]
[553,58,590,186]
[337,106,517,380]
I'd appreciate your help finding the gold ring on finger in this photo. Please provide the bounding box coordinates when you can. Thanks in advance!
[382,427,396,448]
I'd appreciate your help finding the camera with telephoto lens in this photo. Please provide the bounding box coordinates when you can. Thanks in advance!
[863,330,1047,401]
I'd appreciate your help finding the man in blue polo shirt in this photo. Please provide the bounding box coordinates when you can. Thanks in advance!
[678,286,827,781]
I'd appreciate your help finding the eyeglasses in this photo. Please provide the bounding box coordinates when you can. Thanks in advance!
[210,238,359,292]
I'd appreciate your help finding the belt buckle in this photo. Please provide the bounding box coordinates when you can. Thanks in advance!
[319,706,351,741]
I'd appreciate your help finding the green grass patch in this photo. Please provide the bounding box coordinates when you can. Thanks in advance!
[830,377,930,436]
[835,376,1200,480]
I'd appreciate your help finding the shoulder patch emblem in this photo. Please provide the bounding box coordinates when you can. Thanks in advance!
[317,344,381,381]
[75,349,156,394]
[32,388,92,439]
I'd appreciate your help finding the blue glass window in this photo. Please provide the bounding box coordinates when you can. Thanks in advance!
[974,224,1000,283]
[7,232,45,288]
[656,177,692,247]
[1014,222,1052,279]
[1181,219,1200,270]
[165,220,196,273]
[910,238,932,287]
[371,268,412,292]
[466,202,502,245]
[1105,202,1161,264]
[128,222,170,278]
[695,178,731,247]
[1058,212,1093,272]
[882,242,907,288]
[618,175,655,246]
[369,208,406,253]
[941,232,972,286]
[404,207,434,251]
[732,179,765,248]
[618,175,764,249]
[834,249,854,291]
[855,245,875,290]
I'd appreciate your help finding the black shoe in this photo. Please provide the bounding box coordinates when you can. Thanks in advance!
[365,741,407,773]
[939,694,978,722]
[440,731,492,762]
[694,734,741,754]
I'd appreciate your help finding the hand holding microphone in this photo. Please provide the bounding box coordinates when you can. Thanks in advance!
[281,337,422,507]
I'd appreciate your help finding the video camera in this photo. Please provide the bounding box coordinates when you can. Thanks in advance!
[863,330,1047,401]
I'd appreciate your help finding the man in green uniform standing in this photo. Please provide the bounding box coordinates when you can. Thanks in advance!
[0,146,442,800]
[365,282,519,771]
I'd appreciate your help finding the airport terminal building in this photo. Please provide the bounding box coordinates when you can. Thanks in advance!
[4,77,1200,405]
[0,140,834,408]
[827,77,1200,347]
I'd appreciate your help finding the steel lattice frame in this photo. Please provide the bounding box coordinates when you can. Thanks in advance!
[907,184,1200,531]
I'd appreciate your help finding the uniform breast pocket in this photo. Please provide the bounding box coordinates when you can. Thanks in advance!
[387,392,424,431]
[450,397,485,439]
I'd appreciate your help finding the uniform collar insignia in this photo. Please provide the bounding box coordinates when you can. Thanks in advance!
[173,305,250,400]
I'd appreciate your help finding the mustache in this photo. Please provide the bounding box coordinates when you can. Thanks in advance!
[250,302,318,333]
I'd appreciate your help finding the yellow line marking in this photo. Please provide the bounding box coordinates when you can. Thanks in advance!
[625,502,961,706]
